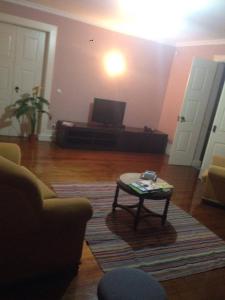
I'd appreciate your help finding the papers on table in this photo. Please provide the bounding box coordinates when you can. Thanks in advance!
[129,179,173,194]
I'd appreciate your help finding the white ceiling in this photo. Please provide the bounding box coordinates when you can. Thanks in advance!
[6,0,225,45]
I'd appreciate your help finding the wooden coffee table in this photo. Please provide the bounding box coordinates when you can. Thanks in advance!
[112,173,173,230]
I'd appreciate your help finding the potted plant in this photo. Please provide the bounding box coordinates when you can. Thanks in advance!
[12,86,51,141]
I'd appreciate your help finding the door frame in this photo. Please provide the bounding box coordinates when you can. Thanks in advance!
[0,12,57,140]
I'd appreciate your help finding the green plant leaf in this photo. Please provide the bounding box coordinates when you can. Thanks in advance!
[34,102,43,111]
[10,89,50,135]
[37,97,49,105]
[14,98,29,105]
[15,104,30,119]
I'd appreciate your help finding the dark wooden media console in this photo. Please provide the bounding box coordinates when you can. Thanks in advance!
[55,121,168,153]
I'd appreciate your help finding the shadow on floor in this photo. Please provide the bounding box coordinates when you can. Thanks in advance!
[106,209,177,251]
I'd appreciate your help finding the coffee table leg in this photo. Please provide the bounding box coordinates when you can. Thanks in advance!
[112,184,120,212]
[161,196,171,225]
[134,197,144,230]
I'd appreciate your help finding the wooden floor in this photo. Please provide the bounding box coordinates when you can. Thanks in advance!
[1,137,225,300]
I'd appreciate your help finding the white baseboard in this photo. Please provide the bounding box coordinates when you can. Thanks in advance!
[165,142,172,155]
[192,159,201,169]
[39,129,54,141]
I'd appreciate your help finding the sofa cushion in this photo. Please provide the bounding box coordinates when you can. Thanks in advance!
[20,166,56,199]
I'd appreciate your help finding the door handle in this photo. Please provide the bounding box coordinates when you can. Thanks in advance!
[212,125,217,132]
[15,86,20,93]
[177,116,186,122]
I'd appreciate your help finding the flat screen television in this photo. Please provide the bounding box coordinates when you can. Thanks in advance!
[92,98,126,127]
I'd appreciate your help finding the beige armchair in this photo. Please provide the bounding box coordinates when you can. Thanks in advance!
[202,155,225,207]
[0,142,93,284]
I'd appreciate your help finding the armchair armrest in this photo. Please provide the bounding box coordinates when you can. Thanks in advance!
[0,143,21,164]
[42,197,93,230]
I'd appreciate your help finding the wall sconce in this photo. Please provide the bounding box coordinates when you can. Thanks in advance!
[104,50,126,77]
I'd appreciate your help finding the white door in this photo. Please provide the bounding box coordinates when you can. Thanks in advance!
[169,58,218,165]
[200,82,225,176]
[0,23,16,135]
[0,22,46,136]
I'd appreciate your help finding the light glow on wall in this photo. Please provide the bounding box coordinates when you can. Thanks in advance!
[104,50,126,77]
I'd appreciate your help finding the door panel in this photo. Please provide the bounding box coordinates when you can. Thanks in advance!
[19,69,36,92]
[0,23,46,136]
[9,27,45,136]
[0,26,15,58]
[169,59,218,165]
[200,83,225,175]
[23,37,39,61]
[219,108,225,129]
[177,132,191,151]
[14,27,45,96]
[0,23,16,135]
[191,67,206,90]
[185,101,199,122]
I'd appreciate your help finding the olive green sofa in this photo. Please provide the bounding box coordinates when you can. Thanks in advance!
[202,155,225,207]
[0,142,93,284]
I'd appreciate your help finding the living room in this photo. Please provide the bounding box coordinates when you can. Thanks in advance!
[0,0,225,299]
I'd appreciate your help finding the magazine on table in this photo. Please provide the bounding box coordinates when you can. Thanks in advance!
[129,178,173,194]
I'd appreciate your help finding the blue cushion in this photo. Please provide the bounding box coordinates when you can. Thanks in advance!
[97,268,167,300]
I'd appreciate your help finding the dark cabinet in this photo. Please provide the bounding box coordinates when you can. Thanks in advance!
[56,121,168,154]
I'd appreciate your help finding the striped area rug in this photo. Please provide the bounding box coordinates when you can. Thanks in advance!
[52,183,225,281]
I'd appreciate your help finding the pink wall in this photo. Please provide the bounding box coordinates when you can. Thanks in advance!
[0,1,175,129]
[159,45,225,142]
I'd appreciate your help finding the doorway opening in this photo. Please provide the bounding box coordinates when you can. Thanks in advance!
[200,64,225,161]
[192,63,225,168]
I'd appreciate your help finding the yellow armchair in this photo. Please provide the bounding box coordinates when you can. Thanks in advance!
[0,142,93,284]
[0,142,21,164]
[202,155,225,207]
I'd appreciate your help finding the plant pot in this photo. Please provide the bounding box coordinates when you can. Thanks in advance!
[28,134,38,143]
